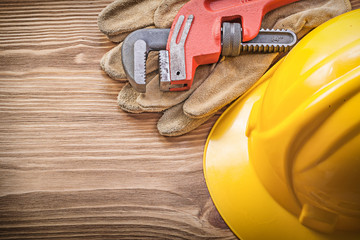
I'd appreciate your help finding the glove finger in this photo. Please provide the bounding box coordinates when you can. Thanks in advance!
[117,83,144,113]
[184,53,277,119]
[98,0,162,42]
[154,0,189,28]
[137,63,216,112]
[101,43,159,81]
[184,0,350,119]
[119,82,215,135]
[157,103,214,137]
[117,71,161,113]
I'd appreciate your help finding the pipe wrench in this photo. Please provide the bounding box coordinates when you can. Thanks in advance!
[122,0,300,92]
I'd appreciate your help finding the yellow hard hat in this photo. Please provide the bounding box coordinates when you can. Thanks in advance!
[204,9,360,240]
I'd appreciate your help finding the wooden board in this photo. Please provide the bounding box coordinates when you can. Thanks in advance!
[0,1,358,239]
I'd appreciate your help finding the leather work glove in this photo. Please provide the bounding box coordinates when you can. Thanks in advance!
[98,0,351,136]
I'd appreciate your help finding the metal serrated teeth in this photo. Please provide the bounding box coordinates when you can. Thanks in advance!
[159,51,169,81]
[240,43,290,53]
[140,51,147,79]
[133,39,148,92]
[241,28,297,53]
[159,50,171,91]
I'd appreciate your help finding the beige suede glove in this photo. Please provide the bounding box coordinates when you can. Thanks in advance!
[99,0,351,136]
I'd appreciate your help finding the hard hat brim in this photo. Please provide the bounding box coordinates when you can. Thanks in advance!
[203,61,360,240]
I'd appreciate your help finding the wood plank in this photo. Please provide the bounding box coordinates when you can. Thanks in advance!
[0,0,359,239]
[0,0,232,239]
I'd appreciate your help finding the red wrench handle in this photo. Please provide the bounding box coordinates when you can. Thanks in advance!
[167,0,299,90]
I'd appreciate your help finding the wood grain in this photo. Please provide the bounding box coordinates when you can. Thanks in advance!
[0,1,359,239]
[0,0,233,239]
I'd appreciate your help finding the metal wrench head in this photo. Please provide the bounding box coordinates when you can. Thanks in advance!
[121,23,296,93]
[121,28,170,93]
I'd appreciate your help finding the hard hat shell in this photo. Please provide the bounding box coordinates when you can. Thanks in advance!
[204,10,360,240]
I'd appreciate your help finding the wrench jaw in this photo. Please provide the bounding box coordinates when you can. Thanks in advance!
[122,31,145,93]
[132,40,147,93]
[159,15,194,92]
[159,50,171,91]
[121,26,189,93]
[121,28,170,93]
[159,50,189,92]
